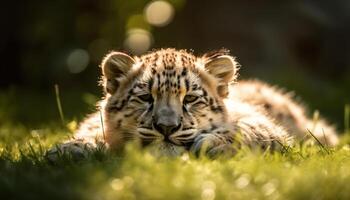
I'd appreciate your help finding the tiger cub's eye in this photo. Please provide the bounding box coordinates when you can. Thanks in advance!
[138,94,153,102]
[184,95,198,104]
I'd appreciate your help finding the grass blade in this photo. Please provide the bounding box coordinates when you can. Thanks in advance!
[54,84,65,125]
[99,109,106,141]
[345,104,350,134]
[306,129,329,154]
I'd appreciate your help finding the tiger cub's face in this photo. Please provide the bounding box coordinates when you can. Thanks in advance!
[101,49,237,153]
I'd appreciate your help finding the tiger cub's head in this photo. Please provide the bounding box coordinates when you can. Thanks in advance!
[101,49,238,153]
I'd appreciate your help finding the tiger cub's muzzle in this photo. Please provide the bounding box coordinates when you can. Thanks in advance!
[152,105,182,137]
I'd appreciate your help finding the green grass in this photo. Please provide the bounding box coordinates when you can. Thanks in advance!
[1,90,350,200]
[1,122,350,200]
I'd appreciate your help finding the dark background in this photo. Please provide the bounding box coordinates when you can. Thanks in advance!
[0,0,349,130]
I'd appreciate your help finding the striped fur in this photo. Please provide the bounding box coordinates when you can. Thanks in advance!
[47,49,338,160]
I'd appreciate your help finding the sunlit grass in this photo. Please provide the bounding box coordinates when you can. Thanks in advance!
[1,121,350,200]
[1,90,349,199]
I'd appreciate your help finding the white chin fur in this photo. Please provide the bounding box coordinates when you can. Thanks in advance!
[148,141,186,157]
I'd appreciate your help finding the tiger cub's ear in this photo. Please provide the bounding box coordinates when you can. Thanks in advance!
[101,52,135,94]
[204,50,239,97]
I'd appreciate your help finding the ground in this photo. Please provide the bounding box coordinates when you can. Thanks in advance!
[0,121,350,200]
[0,90,350,200]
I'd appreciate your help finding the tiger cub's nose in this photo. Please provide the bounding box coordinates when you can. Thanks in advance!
[153,107,181,135]
[153,121,181,136]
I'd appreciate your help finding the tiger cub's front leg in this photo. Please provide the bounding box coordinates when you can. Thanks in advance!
[46,138,98,162]
[190,119,292,157]
[191,126,237,158]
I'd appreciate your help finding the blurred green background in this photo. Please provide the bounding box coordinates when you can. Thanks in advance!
[0,0,349,130]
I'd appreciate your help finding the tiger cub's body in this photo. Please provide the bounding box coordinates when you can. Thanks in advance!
[47,49,338,160]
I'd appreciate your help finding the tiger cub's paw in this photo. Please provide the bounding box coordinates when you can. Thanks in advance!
[46,141,94,163]
[190,133,236,158]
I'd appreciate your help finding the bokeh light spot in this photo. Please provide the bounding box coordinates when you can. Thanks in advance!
[66,49,89,74]
[124,28,153,55]
[110,178,124,191]
[201,181,216,200]
[235,174,251,189]
[144,0,174,27]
